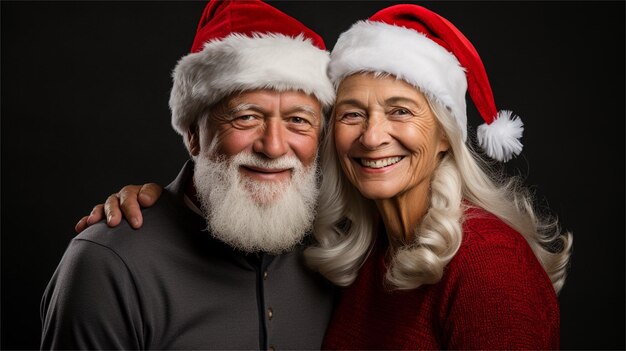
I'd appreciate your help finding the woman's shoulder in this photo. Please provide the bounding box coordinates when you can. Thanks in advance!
[460,206,528,251]
[450,206,549,284]
[444,206,554,295]
[435,206,560,349]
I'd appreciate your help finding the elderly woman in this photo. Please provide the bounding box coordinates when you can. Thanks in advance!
[304,4,572,349]
[76,4,571,349]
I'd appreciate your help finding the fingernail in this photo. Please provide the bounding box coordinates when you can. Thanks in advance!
[75,218,86,231]
[139,193,151,203]
[131,218,140,228]
[107,215,113,223]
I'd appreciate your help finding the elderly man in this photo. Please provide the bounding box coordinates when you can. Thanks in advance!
[40,1,335,349]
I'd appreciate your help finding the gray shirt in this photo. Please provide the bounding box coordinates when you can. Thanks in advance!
[40,161,335,350]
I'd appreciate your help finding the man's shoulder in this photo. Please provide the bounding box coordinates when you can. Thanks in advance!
[75,189,195,256]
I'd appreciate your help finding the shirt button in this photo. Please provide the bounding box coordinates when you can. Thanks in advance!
[267,307,273,320]
[263,271,268,280]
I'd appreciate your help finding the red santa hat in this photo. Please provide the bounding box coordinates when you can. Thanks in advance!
[329,4,523,162]
[169,0,335,136]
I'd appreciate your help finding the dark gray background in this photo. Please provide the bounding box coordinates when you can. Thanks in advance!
[2,1,624,349]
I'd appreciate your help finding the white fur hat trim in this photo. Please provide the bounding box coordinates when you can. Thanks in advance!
[169,33,335,135]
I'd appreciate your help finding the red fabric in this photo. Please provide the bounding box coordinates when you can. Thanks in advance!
[322,207,560,350]
[191,0,326,53]
[370,4,498,124]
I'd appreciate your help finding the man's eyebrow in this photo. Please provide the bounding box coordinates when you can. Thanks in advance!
[286,104,318,117]
[228,103,263,115]
[227,103,319,117]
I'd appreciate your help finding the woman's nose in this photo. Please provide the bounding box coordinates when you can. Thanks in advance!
[359,116,391,150]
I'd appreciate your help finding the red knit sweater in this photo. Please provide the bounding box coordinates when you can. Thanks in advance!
[322,208,560,350]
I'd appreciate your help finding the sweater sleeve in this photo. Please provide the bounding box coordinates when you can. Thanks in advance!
[40,239,143,350]
[439,228,560,350]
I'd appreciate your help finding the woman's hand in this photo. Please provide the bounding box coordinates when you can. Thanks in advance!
[74,183,163,233]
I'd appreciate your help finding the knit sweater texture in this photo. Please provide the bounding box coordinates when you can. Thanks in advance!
[322,207,560,350]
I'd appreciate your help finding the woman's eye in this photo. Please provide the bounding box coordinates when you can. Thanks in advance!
[336,112,365,125]
[339,112,363,120]
[391,108,411,116]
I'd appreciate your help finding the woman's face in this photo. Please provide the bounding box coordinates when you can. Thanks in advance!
[334,73,449,200]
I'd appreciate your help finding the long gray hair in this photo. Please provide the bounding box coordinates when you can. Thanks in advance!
[304,89,572,293]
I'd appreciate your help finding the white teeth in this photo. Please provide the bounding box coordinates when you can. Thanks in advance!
[360,156,402,169]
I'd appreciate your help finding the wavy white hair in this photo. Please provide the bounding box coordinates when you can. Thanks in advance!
[304,87,572,293]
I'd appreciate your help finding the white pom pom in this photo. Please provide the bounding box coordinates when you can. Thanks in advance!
[476,110,524,162]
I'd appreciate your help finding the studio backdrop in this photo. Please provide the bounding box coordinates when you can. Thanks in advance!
[2,1,624,349]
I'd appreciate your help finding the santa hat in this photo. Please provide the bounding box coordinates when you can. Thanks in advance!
[328,4,523,162]
[169,0,335,136]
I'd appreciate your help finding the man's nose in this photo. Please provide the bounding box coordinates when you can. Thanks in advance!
[253,119,289,159]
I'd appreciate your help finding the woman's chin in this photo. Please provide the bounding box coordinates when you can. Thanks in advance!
[355,186,399,201]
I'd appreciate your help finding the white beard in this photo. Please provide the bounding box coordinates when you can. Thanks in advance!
[193,152,319,254]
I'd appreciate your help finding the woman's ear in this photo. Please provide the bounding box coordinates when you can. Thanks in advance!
[437,126,451,156]
[187,123,200,156]
[438,137,450,155]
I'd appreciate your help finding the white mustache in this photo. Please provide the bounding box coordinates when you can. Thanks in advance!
[230,153,302,171]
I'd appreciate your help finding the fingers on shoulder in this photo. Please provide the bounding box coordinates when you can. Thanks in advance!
[138,183,163,206]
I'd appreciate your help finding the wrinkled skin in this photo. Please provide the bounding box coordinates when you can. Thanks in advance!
[76,89,322,232]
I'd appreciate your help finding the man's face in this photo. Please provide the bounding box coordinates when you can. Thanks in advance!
[194,89,322,188]
[189,89,323,254]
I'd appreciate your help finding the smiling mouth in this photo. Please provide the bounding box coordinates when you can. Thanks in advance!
[358,156,403,169]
